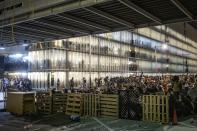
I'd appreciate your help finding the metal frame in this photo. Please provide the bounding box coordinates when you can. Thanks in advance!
[36,19,90,34]
[0,29,47,39]
[118,0,162,23]
[0,0,197,46]
[16,25,65,38]
[84,7,135,28]
[57,14,111,31]
[170,0,194,20]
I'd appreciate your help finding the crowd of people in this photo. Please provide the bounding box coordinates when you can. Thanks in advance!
[68,74,197,119]
[69,74,197,96]
[0,77,31,91]
[0,73,196,121]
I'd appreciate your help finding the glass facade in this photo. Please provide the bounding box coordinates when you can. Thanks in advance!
[28,36,130,89]
[28,26,197,89]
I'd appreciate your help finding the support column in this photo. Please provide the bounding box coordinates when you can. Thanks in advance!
[66,40,69,88]
[98,37,100,78]
[89,35,92,87]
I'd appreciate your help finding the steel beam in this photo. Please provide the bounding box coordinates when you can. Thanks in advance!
[0,0,111,28]
[170,0,194,20]
[0,28,47,39]
[0,34,38,42]
[0,40,18,45]
[16,24,69,37]
[32,20,74,35]
[36,19,90,34]
[16,25,60,37]
[0,0,67,16]
[84,7,134,28]
[136,17,191,29]
[118,0,162,24]
[57,14,111,31]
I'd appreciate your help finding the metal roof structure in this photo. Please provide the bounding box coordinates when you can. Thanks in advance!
[0,0,197,46]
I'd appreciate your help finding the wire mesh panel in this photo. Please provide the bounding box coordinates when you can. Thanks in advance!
[142,95,169,124]
[119,90,129,119]
[119,90,142,120]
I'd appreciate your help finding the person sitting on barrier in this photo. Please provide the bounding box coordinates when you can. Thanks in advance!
[94,78,98,88]
[156,81,163,93]
[98,77,102,87]
[82,77,88,93]
[57,78,60,90]
[162,79,169,95]
[172,76,182,100]
[145,80,158,94]
[69,77,74,92]
[182,77,190,95]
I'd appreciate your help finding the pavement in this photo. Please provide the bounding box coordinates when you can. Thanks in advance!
[50,117,197,131]
[0,112,73,131]
[0,112,196,131]
[51,117,164,131]
[0,112,197,131]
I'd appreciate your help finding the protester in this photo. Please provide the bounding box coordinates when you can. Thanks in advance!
[0,77,31,91]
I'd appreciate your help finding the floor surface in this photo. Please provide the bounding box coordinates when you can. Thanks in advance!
[0,112,196,131]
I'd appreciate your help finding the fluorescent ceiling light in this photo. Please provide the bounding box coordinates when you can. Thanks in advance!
[22,44,28,46]
[10,53,23,58]
[162,44,168,50]
[0,47,5,50]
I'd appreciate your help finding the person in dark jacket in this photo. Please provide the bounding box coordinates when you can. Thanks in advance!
[69,77,74,92]
[172,76,182,99]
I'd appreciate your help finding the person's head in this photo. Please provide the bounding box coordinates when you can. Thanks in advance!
[173,76,179,82]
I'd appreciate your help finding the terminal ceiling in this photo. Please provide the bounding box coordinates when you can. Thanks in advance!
[0,0,197,46]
